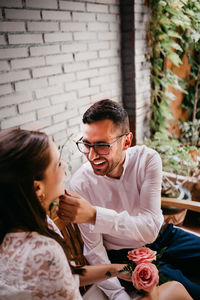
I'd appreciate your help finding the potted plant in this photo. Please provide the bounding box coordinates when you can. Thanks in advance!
[161,174,191,226]
[144,133,200,226]
[144,132,199,177]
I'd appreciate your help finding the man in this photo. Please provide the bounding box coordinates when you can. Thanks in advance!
[58,99,200,300]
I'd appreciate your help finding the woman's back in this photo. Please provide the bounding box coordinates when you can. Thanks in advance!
[0,231,82,300]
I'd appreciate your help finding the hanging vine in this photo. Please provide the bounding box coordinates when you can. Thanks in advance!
[146,0,200,140]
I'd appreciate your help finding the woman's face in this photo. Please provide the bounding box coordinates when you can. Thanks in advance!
[38,139,67,211]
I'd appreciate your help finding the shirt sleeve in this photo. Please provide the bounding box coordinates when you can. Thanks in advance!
[78,223,132,300]
[24,237,82,300]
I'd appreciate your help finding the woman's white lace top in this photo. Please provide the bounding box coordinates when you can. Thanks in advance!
[0,231,82,300]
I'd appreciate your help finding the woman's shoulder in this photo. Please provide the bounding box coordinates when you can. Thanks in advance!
[0,232,81,300]
[1,231,67,285]
[1,231,63,257]
[26,232,65,258]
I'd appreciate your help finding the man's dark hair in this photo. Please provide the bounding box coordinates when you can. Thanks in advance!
[83,99,130,133]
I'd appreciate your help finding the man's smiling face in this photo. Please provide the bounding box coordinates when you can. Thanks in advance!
[82,119,128,178]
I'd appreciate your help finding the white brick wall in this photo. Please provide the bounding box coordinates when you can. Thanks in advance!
[0,0,151,172]
[0,84,12,96]
[0,48,28,58]
[11,57,45,70]
[5,9,41,20]
[0,21,25,32]
[0,1,22,8]
[0,0,122,179]
[8,33,43,44]
[0,70,30,84]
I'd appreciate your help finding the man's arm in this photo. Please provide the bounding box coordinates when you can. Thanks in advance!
[58,152,164,245]
[77,222,133,300]
[92,152,164,244]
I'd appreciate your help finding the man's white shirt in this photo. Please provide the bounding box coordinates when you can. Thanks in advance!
[69,145,164,299]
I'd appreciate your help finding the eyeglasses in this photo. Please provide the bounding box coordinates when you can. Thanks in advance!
[76,133,128,155]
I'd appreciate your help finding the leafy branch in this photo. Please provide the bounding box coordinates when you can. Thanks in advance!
[146,0,200,138]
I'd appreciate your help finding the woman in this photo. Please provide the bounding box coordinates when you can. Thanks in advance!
[0,129,192,300]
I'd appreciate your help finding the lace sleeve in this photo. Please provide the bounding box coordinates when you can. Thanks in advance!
[24,235,82,300]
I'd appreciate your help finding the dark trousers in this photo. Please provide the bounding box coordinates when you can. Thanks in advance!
[107,224,200,300]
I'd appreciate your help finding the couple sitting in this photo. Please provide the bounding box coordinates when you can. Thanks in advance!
[0,99,199,300]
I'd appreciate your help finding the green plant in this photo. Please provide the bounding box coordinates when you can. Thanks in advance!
[48,133,75,216]
[180,12,200,145]
[144,132,199,177]
[182,57,200,121]
[146,0,200,136]
[57,132,76,185]
[179,119,200,146]
[180,52,200,145]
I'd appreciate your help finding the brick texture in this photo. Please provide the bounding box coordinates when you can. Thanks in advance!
[0,0,122,180]
[0,0,150,180]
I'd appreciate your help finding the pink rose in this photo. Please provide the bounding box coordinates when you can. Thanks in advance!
[132,263,159,292]
[127,247,157,265]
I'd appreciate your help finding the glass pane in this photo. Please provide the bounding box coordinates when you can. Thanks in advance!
[79,142,90,153]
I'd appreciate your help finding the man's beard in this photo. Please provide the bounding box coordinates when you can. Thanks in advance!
[90,158,122,178]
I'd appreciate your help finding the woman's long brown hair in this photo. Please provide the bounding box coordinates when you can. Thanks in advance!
[0,128,83,275]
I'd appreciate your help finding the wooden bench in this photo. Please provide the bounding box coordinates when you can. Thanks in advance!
[161,197,200,213]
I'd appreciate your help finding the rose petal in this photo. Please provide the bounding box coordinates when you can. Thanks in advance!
[128,247,157,265]
[132,263,159,291]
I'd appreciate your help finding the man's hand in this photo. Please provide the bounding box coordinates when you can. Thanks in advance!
[57,190,96,224]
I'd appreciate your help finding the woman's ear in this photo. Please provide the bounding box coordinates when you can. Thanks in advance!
[34,180,44,199]
[123,132,133,150]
